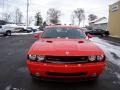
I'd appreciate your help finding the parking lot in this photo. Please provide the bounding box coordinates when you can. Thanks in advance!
[0,34,119,90]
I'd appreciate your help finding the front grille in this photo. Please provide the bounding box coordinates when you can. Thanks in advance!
[45,56,88,64]
[46,72,87,76]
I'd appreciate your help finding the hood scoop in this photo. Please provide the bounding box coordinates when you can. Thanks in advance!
[78,41,84,43]
[46,40,53,43]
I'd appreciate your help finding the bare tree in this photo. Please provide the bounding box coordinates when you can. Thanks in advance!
[47,8,61,24]
[4,12,12,22]
[88,14,97,22]
[15,8,23,24]
[18,12,23,24]
[73,8,85,26]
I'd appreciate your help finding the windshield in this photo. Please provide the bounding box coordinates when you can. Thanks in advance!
[41,28,86,39]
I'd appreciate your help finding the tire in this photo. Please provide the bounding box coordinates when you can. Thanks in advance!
[31,76,37,81]
[31,76,40,83]
[27,30,32,33]
[6,31,11,36]
[85,76,99,85]
[105,34,108,37]
[30,74,39,82]
[101,34,105,37]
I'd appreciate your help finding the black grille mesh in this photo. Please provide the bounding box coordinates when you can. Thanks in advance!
[45,56,88,64]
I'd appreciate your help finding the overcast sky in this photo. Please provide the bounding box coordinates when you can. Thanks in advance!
[0,0,119,25]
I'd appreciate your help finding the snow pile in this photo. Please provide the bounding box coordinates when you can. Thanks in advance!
[5,85,11,90]
[12,31,43,36]
[90,37,120,67]
[115,72,120,81]
[12,32,33,35]
[34,31,43,34]
[91,37,120,81]
[5,85,26,90]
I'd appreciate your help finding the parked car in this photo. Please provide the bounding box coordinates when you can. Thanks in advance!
[27,27,37,32]
[17,27,33,33]
[0,24,18,36]
[86,29,109,37]
[27,26,106,81]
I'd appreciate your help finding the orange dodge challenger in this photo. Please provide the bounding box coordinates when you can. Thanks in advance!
[27,26,106,81]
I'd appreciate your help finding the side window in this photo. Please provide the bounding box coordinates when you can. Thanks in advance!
[0,26,2,28]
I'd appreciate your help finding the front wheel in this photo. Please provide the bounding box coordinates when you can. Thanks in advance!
[30,74,40,82]
[6,31,11,36]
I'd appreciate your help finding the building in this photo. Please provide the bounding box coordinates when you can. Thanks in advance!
[108,1,120,37]
[89,17,108,30]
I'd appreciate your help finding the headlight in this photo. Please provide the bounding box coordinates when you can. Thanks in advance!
[97,55,104,61]
[88,56,96,62]
[37,55,45,61]
[28,55,37,61]
[28,54,45,62]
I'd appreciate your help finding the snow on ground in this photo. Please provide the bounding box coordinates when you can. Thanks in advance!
[12,31,43,36]
[12,32,33,35]
[90,37,120,66]
[90,37,120,81]
[5,85,26,90]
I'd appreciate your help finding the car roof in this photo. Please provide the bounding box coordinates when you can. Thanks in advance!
[46,25,80,29]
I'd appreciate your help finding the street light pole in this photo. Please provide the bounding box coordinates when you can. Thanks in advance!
[2,0,5,20]
[26,0,29,28]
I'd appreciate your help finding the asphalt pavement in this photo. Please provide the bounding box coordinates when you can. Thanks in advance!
[0,35,120,90]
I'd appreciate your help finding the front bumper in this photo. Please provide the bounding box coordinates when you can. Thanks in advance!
[27,60,106,79]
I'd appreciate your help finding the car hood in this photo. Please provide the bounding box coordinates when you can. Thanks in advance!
[28,39,104,56]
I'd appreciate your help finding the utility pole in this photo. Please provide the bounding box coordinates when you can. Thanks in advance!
[26,0,29,28]
[83,19,85,27]
[2,0,5,20]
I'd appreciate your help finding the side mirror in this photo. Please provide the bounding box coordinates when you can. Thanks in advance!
[34,33,41,39]
[87,33,92,39]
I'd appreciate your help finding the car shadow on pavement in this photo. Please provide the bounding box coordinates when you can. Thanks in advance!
[28,78,99,90]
